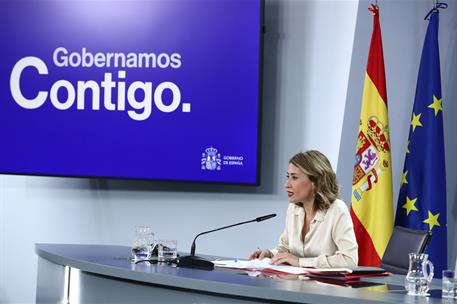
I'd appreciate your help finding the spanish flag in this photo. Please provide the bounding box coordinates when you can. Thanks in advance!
[350,5,393,266]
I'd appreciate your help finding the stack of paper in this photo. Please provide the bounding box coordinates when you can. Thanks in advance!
[213,259,389,279]
[213,258,308,275]
[305,266,387,275]
[306,272,388,280]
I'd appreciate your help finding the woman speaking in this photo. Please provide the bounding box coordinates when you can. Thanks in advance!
[250,150,358,268]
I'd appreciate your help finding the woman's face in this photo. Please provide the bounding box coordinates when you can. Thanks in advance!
[284,163,315,204]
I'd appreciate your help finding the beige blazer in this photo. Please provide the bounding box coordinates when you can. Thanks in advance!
[271,199,358,268]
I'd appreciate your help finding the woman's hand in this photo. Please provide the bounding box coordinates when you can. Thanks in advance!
[248,249,272,260]
[269,252,299,266]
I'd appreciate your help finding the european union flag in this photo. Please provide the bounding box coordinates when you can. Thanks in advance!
[395,11,447,277]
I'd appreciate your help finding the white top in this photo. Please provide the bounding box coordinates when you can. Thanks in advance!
[271,199,358,268]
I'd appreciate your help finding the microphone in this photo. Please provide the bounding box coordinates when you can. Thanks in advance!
[177,213,276,270]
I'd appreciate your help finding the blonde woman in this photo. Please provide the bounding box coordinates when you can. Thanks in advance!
[250,150,358,268]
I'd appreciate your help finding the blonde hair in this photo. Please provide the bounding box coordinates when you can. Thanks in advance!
[289,150,340,211]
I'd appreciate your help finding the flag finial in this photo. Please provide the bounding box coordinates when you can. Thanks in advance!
[368,4,379,16]
[424,2,447,20]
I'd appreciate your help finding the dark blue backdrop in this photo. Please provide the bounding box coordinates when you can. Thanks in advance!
[0,0,262,184]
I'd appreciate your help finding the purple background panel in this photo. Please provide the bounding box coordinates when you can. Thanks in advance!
[0,0,262,184]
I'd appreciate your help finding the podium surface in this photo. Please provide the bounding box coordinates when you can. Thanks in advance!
[35,244,445,303]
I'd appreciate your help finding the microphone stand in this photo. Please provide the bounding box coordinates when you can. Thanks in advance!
[178,214,276,270]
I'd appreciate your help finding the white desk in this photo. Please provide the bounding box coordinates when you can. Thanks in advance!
[35,243,446,304]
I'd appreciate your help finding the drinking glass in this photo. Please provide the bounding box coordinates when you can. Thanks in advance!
[442,270,457,298]
[131,226,155,261]
[158,239,178,263]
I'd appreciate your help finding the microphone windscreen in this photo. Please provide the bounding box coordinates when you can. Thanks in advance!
[255,213,276,222]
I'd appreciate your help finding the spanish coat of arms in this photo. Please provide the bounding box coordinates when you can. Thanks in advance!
[352,116,390,201]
